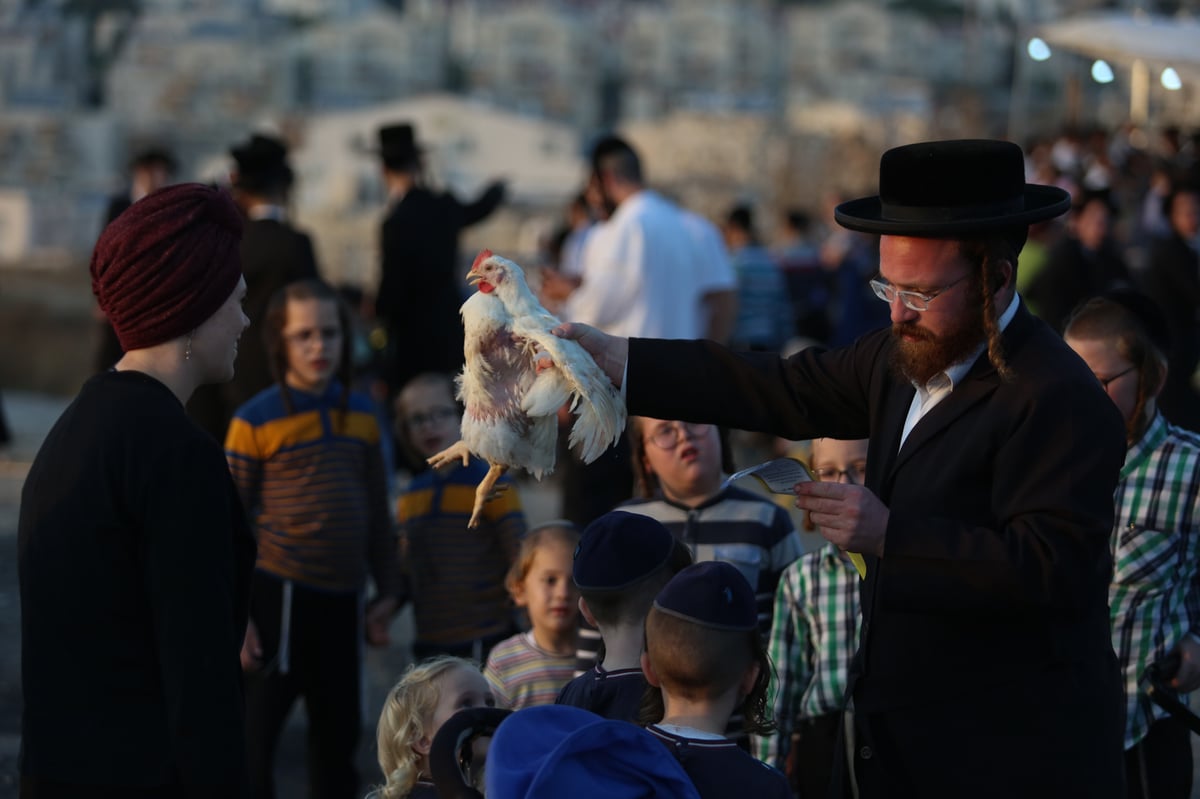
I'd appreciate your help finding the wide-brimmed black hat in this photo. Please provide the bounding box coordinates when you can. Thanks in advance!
[376,122,423,170]
[230,133,293,192]
[835,139,1070,236]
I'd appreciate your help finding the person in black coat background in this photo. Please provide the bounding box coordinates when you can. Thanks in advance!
[186,133,321,441]
[1025,189,1131,332]
[373,123,506,403]
[1140,183,1200,431]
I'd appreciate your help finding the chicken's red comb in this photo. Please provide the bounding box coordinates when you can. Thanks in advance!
[471,249,494,271]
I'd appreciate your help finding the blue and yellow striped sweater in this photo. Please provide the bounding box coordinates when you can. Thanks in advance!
[225,382,400,596]
[398,458,525,646]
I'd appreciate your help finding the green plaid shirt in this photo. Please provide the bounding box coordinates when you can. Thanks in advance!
[755,544,861,769]
[1110,412,1200,748]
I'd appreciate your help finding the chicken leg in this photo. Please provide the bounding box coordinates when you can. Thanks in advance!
[469,462,508,528]
[427,440,471,471]
[427,442,510,528]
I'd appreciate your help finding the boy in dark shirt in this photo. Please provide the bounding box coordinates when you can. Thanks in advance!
[556,511,690,721]
[642,561,790,799]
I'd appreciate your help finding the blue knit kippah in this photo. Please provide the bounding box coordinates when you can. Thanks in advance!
[653,561,757,632]
[573,511,674,592]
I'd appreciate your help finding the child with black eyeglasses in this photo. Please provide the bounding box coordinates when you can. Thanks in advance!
[394,372,527,661]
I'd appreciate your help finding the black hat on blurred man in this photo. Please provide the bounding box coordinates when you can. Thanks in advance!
[230,133,293,195]
[377,123,423,171]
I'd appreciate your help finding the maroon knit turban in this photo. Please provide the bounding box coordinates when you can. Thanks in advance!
[91,183,244,352]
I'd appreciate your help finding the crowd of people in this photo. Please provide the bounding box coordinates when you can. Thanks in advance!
[14,119,1200,799]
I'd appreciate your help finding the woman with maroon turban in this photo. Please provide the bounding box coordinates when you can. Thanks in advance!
[18,183,256,798]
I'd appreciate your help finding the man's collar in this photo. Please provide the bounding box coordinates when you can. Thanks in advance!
[247,204,286,222]
[920,293,1021,391]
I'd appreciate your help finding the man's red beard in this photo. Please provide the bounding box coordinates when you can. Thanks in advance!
[889,300,986,386]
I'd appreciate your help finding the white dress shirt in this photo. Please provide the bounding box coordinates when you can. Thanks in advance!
[899,294,1021,448]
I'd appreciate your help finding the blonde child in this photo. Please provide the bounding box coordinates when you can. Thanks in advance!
[484,523,581,709]
[225,278,402,799]
[394,372,526,661]
[369,656,496,799]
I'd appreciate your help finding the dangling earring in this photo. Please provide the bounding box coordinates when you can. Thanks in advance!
[184,334,192,361]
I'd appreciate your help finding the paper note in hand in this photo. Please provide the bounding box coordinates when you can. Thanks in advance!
[720,457,813,494]
[722,457,868,580]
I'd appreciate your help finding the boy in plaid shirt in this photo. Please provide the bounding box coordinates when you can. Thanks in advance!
[758,438,866,798]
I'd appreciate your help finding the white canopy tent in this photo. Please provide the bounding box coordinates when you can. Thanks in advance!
[1033,11,1200,125]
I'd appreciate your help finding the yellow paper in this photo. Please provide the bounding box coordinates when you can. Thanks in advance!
[847,552,867,579]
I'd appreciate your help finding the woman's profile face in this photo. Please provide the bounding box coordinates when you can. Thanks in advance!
[191,275,248,385]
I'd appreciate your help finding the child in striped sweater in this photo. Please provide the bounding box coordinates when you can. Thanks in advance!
[225,278,402,799]
[394,372,526,662]
[484,522,581,709]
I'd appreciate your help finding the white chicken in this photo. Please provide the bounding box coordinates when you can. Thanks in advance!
[428,249,626,527]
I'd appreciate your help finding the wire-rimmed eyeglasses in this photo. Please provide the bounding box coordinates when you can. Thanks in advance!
[869,274,968,312]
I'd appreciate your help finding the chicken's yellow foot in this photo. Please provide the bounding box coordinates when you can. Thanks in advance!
[428,440,471,471]
[469,463,508,528]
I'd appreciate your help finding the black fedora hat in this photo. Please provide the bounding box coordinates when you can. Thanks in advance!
[835,139,1070,236]
[230,133,293,191]
[377,122,423,169]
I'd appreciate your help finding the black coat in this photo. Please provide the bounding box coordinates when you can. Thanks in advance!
[187,217,320,442]
[1140,232,1200,431]
[627,303,1127,797]
[375,183,505,392]
[1025,234,1130,332]
[228,217,320,407]
[19,371,256,797]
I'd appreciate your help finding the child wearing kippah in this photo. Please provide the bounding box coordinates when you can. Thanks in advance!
[485,523,581,709]
[556,511,692,721]
[642,562,790,799]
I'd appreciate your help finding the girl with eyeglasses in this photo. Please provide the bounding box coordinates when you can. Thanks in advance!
[1064,291,1200,799]
[622,416,805,637]
[224,278,404,799]
[394,371,527,662]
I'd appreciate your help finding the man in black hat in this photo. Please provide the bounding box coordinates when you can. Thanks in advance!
[187,133,320,441]
[373,122,507,405]
[557,140,1128,796]
[226,134,320,405]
